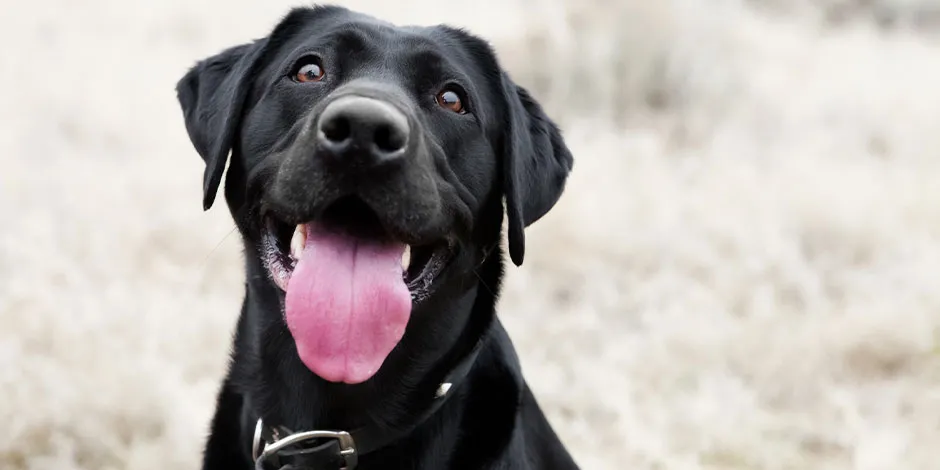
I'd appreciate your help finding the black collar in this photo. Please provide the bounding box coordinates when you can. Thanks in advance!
[252,321,490,470]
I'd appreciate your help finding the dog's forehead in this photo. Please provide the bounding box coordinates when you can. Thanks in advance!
[271,12,473,72]
[250,8,500,127]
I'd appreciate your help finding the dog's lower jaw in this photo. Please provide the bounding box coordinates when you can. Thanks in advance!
[238,247,482,417]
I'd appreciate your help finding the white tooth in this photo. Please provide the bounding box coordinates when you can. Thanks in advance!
[290,225,306,260]
[402,246,412,271]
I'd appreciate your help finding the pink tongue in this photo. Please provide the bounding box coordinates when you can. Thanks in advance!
[285,226,411,384]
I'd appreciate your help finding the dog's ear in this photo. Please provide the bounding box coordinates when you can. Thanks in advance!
[176,40,267,210]
[500,74,574,266]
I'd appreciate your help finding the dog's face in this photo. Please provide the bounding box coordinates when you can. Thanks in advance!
[177,6,572,385]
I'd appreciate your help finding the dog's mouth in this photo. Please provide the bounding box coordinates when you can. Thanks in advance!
[260,196,453,301]
[257,196,453,384]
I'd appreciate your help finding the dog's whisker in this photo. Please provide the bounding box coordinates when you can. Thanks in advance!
[200,225,239,269]
[471,268,497,299]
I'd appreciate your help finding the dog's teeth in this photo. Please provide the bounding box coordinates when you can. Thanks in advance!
[290,225,306,260]
[402,246,412,271]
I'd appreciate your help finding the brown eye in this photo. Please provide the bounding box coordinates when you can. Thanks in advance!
[295,62,325,83]
[436,89,466,114]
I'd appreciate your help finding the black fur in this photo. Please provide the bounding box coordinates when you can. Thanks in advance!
[176,6,576,469]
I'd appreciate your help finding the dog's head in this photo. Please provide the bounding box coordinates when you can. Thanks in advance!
[176,6,572,385]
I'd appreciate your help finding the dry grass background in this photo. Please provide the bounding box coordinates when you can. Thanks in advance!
[2,0,940,469]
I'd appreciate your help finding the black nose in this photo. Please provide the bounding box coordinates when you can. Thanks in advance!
[317,96,410,166]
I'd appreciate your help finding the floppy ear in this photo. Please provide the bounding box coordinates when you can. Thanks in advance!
[500,74,574,266]
[176,40,267,210]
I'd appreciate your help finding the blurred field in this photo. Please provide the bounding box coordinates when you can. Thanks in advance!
[2,0,940,469]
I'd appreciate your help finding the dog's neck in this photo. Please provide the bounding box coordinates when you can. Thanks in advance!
[232,245,500,443]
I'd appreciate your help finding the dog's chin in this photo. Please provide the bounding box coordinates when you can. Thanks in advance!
[259,196,454,304]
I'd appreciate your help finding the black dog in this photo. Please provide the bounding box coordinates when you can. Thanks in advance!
[176,6,576,470]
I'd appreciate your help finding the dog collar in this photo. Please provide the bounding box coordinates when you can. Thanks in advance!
[252,325,489,470]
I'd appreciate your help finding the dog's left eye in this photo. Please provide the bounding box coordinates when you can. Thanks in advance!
[292,57,325,83]
[436,88,467,114]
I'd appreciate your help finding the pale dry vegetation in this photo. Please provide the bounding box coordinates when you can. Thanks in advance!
[2,0,939,469]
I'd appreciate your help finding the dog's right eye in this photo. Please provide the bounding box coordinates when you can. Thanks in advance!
[436,88,466,114]
[291,57,325,83]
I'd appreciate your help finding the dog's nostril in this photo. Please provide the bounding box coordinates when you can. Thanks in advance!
[374,124,407,153]
[321,116,351,143]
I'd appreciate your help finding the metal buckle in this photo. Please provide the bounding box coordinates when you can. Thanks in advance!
[253,419,358,470]
[252,419,268,462]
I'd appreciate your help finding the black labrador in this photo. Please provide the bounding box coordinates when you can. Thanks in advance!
[176,5,577,470]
